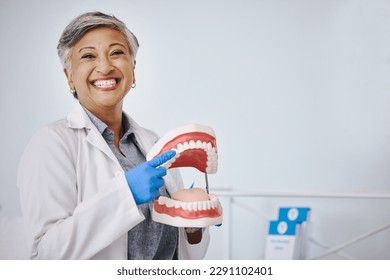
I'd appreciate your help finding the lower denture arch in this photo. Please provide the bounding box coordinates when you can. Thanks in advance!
[153,200,222,219]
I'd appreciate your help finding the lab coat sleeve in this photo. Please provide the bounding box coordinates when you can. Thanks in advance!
[17,126,144,259]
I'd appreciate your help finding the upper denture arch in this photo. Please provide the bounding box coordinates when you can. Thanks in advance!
[146,124,218,174]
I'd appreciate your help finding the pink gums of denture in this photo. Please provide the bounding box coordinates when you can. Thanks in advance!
[153,200,222,219]
[154,132,216,173]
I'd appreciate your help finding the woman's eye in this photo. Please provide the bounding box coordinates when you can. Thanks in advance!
[111,50,125,56]
[81,54,95,59]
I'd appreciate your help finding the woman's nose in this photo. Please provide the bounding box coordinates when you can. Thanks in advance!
[95,57,114,75]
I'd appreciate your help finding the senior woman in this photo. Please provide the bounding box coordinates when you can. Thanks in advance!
[17,11,209,260]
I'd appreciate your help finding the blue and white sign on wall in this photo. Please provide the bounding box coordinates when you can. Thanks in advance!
[265,207,311,260]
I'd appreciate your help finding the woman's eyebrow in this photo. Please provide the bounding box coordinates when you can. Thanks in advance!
[78,43,127,53]
[109,43,127,49]
[78,46,95,53]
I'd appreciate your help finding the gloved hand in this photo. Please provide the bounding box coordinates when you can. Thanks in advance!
[125,150,176,205]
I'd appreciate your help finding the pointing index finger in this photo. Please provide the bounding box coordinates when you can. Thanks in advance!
[147,150,176,168]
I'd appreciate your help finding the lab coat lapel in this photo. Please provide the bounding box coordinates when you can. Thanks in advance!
[85,128,119,163]
[67,103,119,164]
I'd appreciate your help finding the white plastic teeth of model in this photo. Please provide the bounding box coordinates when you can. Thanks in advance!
[94,79,117,88]
[163,140,218,173]
[157,195,220,211]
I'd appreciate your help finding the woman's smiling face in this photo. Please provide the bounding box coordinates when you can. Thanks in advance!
[65,27,135,112]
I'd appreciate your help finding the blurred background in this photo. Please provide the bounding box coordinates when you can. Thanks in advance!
[1,0,390,259]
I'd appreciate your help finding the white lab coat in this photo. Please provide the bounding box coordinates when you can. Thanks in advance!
[17,103,210,260]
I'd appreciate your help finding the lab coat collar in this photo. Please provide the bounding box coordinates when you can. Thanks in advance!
[66,103,119,163]
[67,102,93,129]
[66,102,146,135]
[66,102,155,161]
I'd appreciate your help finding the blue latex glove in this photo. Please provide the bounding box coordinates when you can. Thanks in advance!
[125,150,176,205]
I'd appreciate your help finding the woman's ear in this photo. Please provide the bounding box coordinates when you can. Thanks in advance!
[132,60,136,85]
[64,68,75,90]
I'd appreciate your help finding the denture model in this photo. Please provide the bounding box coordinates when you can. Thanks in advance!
[147,124,223,227]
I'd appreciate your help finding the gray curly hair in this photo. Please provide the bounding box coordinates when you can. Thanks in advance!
[57,11,139,72]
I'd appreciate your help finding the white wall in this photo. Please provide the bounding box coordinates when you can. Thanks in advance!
[1,0,390,259]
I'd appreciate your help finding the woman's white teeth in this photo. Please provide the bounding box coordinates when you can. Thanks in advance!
[93,79,117,88]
